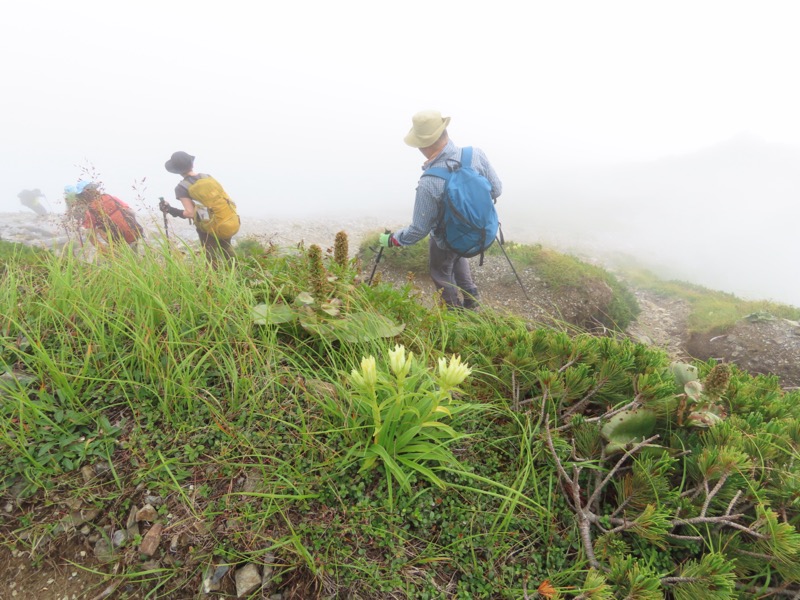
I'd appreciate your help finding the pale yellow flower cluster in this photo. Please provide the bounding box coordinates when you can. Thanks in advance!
[388,344,413,378]
[349,347,471,392]
[437,355,472,390]
[350,355,377,389]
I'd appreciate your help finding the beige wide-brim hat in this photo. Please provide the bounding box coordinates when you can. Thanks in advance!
[404,110,451,148]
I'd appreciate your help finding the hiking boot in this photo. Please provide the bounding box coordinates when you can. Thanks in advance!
[462,289,480,311]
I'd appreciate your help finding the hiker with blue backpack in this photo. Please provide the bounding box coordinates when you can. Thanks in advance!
[379,110,503,310]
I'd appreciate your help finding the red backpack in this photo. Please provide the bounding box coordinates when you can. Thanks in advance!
[84,195,144,244]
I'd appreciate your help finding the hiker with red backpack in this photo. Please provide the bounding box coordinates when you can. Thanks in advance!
[379,110,503,310]
[65,181,144,250]
[160,151,241,266]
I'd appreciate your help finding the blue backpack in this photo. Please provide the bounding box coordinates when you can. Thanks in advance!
[423,147,499,260]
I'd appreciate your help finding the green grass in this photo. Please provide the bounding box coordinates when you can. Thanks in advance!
[1,236,798,599]
[359,234,641,330]
[0,239,49,270]
[621,266,800,334]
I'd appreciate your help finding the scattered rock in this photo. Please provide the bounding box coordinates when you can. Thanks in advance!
[111,529,128,548]
[624,288,692,361]
[143,494,164,506]
[51,509,101,537]
[139,523,163,557]
[235,563,262,597]
[169,532,185,553]
[94,462,113,478]
[136,504,158,522]
[126,506,139,537]
[93,538,113,561]
[203,564,230,594]
[80,466,95,483]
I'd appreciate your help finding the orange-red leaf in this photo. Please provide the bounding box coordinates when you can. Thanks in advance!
[538,580,557,599]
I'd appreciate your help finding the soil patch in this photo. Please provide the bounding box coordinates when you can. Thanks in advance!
[0,540,113,600]
[687,315,800,389]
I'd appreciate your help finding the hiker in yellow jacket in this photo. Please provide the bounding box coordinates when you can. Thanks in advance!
[160,151,240,264]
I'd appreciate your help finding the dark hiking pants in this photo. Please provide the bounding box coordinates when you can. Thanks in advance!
[428,238,479,309]
[197,228,235,266]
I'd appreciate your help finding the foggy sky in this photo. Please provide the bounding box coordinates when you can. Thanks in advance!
[2,1,800,304]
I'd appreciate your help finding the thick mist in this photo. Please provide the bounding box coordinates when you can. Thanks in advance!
[2,1,800,305]
[500,135,800,306]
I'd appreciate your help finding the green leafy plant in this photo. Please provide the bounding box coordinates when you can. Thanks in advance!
[1,229,798,599]
[671,361,729,427]
[252,292,404,342]
[600,408,657,454]
[339,345,480,506]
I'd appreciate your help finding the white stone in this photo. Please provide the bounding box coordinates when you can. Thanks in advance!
[235,563,262,597]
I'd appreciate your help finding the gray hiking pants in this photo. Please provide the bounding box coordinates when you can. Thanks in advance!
[428,238,479,309]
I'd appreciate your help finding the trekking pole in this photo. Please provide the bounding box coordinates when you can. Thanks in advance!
[367,229,391,285]
[495,229,531,302]
[158,196,169,240]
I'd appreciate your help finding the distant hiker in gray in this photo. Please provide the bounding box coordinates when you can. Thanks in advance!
[17,189,48,216]
[379,110,503,309]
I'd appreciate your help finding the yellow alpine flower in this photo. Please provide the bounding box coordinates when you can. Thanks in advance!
[437,354,471,390]
[351,355,377,389]
[388,344,413,378]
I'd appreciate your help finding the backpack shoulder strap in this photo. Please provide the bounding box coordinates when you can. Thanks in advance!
[460,147,473,169]
[422,147,474,179]
[422,167,451,181]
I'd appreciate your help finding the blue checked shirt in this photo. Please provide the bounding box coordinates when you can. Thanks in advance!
[394,139,503,248]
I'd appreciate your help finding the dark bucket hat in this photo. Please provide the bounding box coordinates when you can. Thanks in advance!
[165,151,195,174]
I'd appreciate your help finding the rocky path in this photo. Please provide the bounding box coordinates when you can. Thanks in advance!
[625,288,692,361]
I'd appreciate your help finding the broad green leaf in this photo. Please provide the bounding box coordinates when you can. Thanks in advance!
[421,422,458,437]
[670,362,699,386]
[295,291,315,306]
[684,380,704,401]
[601,408,657,447]
[320,298,342,316]
[433,406,452,417]
[251,303,296,325]
[331,312,405,343]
